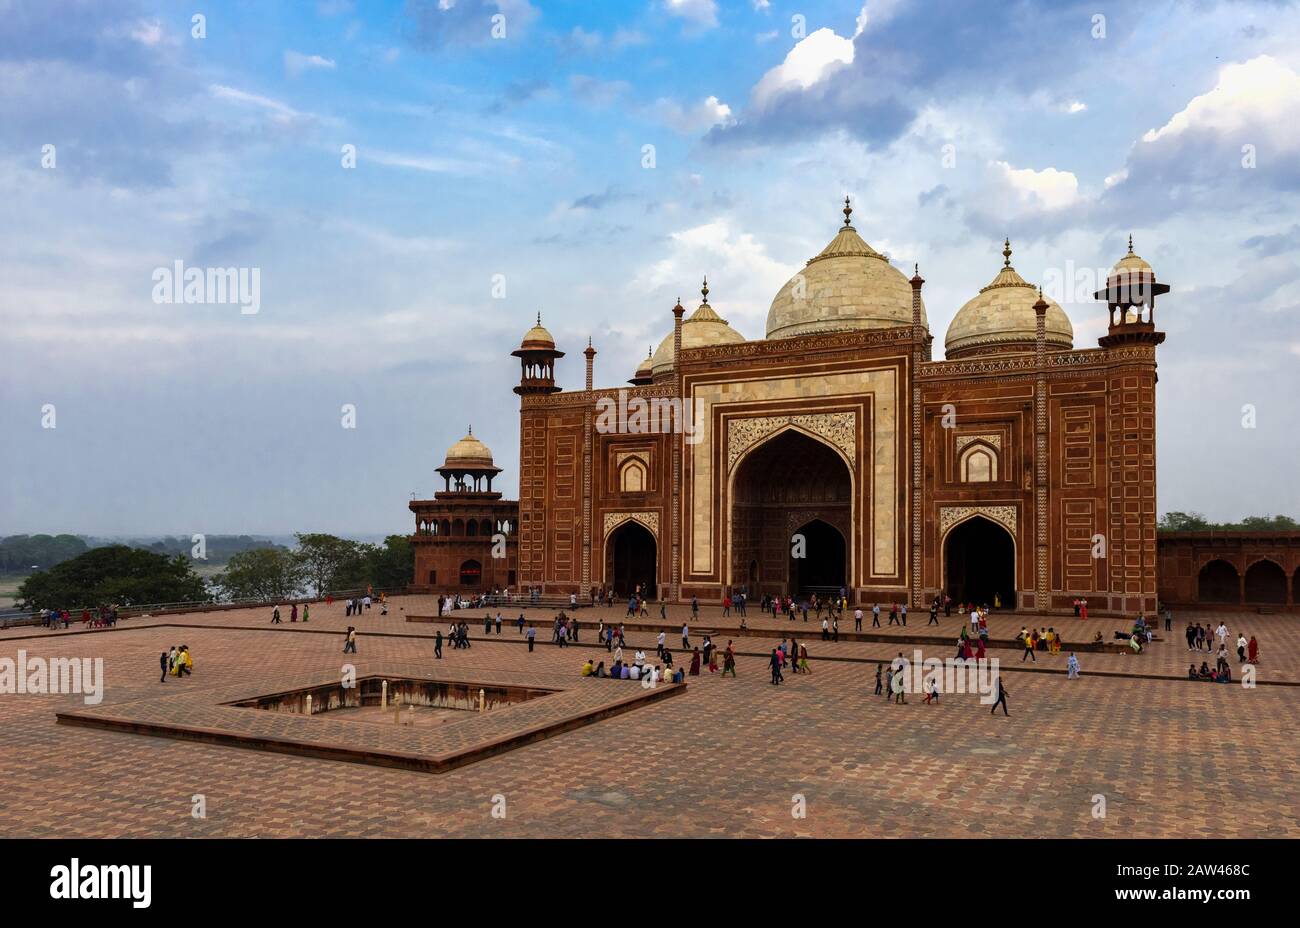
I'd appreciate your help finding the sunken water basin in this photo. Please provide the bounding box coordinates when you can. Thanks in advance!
[229,676,556,721]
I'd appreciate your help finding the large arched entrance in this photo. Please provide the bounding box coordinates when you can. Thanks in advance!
[606,521,657,599]
[1197,559,1239,603]
[459,559,481,587]
[943,516,1015,608]
[730,429,851,599]
[790,519,847,598]
[1244,560,1286,604]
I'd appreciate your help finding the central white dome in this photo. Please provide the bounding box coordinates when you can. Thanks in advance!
[766,201,926,340]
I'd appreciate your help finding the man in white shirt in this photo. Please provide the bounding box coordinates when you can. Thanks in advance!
[634,649,646,668]
[970,609,980,631]
[854,608,864,631]
[656,630,666,657]
[629,664,641,680]
[1216,623,1228,646]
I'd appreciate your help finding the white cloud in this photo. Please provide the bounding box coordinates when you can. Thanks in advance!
[665,0,719,29]
[130,19,164,46]
[630,218,792,337]
[284,50,337,77]
[651,95,735,133]
[752,27,854,108]
[208,84,318,128]
[1142,55,1300,145]
[1064,100,1087,114]
[989,160,1082,211]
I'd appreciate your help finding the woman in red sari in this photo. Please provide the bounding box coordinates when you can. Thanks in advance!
[689,647,702,676]
[1247,636,1259,663]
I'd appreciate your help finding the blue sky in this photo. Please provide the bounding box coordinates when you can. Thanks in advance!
[2,0,1299,535]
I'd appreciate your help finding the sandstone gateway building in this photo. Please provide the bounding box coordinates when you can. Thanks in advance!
[411,201,1169,617]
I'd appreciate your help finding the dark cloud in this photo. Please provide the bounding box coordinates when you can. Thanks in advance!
[570,185,630,210]
[404,0,538,51]
[485,78,550,113]
[709,0,1129,149]
[1243,224,1300,256]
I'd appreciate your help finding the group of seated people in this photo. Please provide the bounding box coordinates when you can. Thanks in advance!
[1188,661,1233,683]
[580,656,685,684]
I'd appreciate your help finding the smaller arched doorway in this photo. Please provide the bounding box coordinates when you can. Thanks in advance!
[606,521,657,599]
[944,516,1015,608]
[1244,560,1286,604]
[459,559,482,587]
[1197,559,1239,603]
[789,519,846,599]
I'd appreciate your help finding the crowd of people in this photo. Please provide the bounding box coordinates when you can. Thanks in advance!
[39,605,120,629]
[159,644,193,682]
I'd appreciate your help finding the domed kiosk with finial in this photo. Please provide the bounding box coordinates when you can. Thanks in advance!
[766,197,926,340]
[1094,235,1169,347]
[648,278,746,379]
[512,313,564,395]
[944,239,1074,358]
[437,426,502,493]
[628,346,654,386]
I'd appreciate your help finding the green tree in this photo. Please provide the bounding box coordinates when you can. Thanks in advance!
[16,545,210,610]
[215,548,305,602]
[293,533,367,596]
[1157,511,1211,531]
[363,535,414,590]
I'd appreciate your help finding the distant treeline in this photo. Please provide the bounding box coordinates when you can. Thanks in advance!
[0,534,283,573]
[1158,513,1298,532]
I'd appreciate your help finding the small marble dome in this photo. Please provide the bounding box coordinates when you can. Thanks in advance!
[766,198,926,340]
[944,240,1073,359]
[518,312,556,351]
[629,346,654,385]
[442,427,495,469]
[649,281,746,377]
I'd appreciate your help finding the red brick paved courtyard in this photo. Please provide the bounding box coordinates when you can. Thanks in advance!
[1,596,1296,837]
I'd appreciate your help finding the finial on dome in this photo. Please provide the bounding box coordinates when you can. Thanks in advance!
[467,424,473,436]
[1003,238,1013,268]
[701,276,709,303]
[1127,233,1134,254]
[843,196,853,227]
[536,312,541,325]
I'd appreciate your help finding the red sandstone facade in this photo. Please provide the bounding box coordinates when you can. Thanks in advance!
[1157,531,1300,611]
[413,205,1173,616]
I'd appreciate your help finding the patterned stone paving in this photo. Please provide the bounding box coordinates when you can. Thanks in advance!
[1,596,1296,837]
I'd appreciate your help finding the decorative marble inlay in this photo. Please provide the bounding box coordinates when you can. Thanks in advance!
[955,433,1002,453]
[726,412,856,473]
[615,451,648,469]
[938,505,1017,539]
[603,511,659,538]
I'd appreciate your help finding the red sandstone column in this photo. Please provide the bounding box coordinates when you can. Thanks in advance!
[1033,289,1050,611]
[910,265,925,609]
[671,299,685,601]
[581,340,596,597]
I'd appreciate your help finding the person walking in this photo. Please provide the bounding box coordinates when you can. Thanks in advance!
[928,599,939,625]
[434,629,443,660]
[527,624,536,652]
[874,664,883,695]
[496,613,503,635]
[923,678,939,705]
[872,603,881,627]
[722,643,737,677]
[832,618,839,642]
[343,626,357,654]
[271,605,281,624]
[681,623,690,649]
[1236,633,1247,663]
[854,607,863,631]
[691,596,699,620]
[891,666,906,704]
[159,650,169,683]
[900,603,907,627]
[1020,629,1036,662]
[1066,652,1080,679]
[990,678,1009,716]
[769,648,783,685]
[656,630,666,658]
[821,616,829,641]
